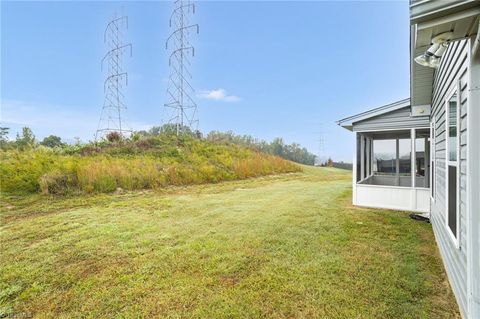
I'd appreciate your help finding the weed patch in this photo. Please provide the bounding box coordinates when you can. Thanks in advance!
[0,137,300,195]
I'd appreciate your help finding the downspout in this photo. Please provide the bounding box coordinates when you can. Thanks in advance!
[467,20,480,319]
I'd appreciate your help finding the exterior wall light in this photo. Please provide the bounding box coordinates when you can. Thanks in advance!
[414,32,453,68]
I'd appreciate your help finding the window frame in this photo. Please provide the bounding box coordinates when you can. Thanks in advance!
[445,86,460,248]
[430,116,436,201]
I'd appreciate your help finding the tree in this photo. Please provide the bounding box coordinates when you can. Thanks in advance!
[0,127,9,141]
[327,157,333,167]
[0,127,9,148]
[40,135,64,148]
[15,127,36,149]
[146,124,193,137]
[148,126,162,136]
[271,138,285,157]
[162,123,192,136]
[130,132,142,142]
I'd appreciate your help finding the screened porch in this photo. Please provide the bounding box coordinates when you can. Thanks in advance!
[353,128,431,213]
[356,129,430,188]
[337,99,432,213]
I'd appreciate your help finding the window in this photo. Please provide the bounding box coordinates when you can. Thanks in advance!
[446,90,459,244]
[448,99,458,162]
[430,118,436,199]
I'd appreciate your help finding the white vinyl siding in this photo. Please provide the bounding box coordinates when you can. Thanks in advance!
[430,38,470,317]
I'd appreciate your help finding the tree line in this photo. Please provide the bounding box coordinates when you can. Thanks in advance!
[205,131,316,165]
[0,127,66,149]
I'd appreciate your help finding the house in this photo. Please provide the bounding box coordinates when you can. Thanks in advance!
[337,1,479,318]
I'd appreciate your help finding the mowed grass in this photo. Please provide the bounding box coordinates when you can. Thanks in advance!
[0,167,459,318]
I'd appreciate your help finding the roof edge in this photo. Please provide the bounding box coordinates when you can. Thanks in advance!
[336,98,411,131]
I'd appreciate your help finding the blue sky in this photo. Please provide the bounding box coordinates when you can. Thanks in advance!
[1,1,410,162]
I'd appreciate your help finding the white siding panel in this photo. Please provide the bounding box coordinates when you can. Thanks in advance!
[430,38,469,317]
[352,106,429,131]
[355,185,430,213]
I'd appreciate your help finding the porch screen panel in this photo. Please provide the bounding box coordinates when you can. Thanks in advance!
[356,134,361,182]
[373,139,396,175]
[415,129,430,188]
[363,137,368,179]
[398,139,411,175]
[371,132,412,187]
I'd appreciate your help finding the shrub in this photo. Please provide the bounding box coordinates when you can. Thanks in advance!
[106,131,122,143]
[0,149,78,194]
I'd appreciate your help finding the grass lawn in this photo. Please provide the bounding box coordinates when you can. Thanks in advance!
[1,167,459,318]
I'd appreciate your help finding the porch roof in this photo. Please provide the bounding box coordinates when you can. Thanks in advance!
[337,99,429,131]
[336,98,430,132]
[337,98,418,131]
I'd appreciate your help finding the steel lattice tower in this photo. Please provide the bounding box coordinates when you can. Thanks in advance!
[95,12,132,141]
[165,0,199,135]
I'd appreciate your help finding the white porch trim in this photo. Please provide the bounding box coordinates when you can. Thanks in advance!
[355,184,430,213]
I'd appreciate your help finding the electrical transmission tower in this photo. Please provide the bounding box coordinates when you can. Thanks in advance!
[315,125,325,166]
[318,137,324,165]
[164,0,199,135]
[95,12,132,141]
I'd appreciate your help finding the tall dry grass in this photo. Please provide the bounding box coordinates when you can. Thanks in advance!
[1,142,300,195]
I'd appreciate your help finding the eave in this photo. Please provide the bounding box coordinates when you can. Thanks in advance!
[336,98,411,131]
[410,0,479,25]
[410,1,479,107]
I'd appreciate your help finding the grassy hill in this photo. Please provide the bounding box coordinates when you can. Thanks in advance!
[0,134,300,195]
